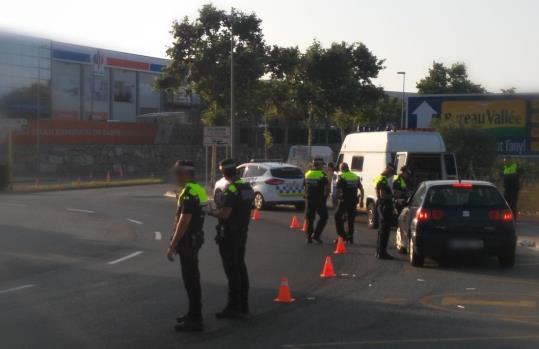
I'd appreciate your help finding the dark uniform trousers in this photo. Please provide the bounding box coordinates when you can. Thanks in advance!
[219,227,249,313]
[504,188,519,219]
[177,237,202,321]
[335,201,356,239]
[306,200,328,239]
[377,200,394,254]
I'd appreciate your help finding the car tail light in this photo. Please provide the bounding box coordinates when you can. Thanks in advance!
[265,178,285,185]
[452,182,473,189]
[502,210,513,221]
[416,209,430,221]
[416,208,443,221]
[489,209,513,222]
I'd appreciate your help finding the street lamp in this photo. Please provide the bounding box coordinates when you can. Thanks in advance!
[397,71,406,129]
[229,8,235,158]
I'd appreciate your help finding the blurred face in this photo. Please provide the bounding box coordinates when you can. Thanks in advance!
[174,170,190,185]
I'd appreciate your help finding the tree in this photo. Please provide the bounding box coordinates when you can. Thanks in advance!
[501,87,517,94]
[157,5,267,125]
[417,62,486,94]
[297,41,385,145]
[265,46,303,154]
[433,120,497,179]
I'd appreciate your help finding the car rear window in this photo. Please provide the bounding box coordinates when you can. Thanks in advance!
[270,167,303,179]
[424,185,506,208]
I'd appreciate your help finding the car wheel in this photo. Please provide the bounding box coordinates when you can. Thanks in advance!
[498,250,516,269]
[254,192,266,210]
[408,237,424,267]
[294,202,305,211]
[396,227,407,254]
[367,202,379,229]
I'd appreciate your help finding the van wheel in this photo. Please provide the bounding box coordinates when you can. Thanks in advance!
[396,227,407,254]
[254,193,266,210]
[367,202,379,229]
[409,238,424,267]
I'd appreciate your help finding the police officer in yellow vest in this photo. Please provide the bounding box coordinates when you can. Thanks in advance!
[167,160,208,332]
[375,163,396,260]
[502,156,521,220]
[393,165,412,216]
[304,158,330,244]
[209,158,255,319]
[334,162,364,244]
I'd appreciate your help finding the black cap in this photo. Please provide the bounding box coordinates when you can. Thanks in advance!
[313,157,325,165]
[171,160,195,173]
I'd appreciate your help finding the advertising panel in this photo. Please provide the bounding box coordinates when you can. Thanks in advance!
[407,94,538,155]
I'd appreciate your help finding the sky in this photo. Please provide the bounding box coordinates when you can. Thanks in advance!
[1,0,539,93]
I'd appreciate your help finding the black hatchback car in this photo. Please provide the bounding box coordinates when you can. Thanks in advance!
[396,180,516,268]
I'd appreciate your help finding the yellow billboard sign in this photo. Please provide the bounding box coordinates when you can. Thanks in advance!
[441,100,526,129]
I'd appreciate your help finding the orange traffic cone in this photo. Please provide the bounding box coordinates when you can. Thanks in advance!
[320,256,337,278]
[290,216,301,229]
[301,220,308,232]
[251,209,261,221]
[106,170,111,183]
[334,237,346,254]
[274,277,295,303]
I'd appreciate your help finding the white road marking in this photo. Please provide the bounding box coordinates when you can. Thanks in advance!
[465,287,477,291]
[0,284,36,295]
[0,203,27,208]
[164,191,177,198]
[108,251,143,265]
[154,231,162,240]
[66,208,95,214]
[126,218,143,225]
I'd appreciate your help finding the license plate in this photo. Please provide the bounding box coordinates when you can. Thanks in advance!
[449,239,484,250]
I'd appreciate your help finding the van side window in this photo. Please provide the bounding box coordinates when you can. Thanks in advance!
[351,156,364,171]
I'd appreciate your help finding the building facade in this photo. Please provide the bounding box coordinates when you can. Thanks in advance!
[0,33,195,123]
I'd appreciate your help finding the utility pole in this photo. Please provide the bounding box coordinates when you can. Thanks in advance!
[397,71,406,129]
[230,7,235,158]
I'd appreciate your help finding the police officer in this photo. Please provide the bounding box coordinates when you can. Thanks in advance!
[334,162,364,244]
[304,158,330,244]
[502,156,521,220]
[209,158,254,319]
[375,163,396,260]
[166,160,208,332]
[393,165,412,216]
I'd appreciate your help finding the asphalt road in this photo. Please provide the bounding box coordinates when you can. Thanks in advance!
[1,184,539,349]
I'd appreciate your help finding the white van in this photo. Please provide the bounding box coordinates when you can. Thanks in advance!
[336,131,458,228]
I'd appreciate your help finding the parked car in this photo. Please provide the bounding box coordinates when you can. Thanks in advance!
[396,180,516,268]
[214,162,305,210]
[336,130,458,228]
